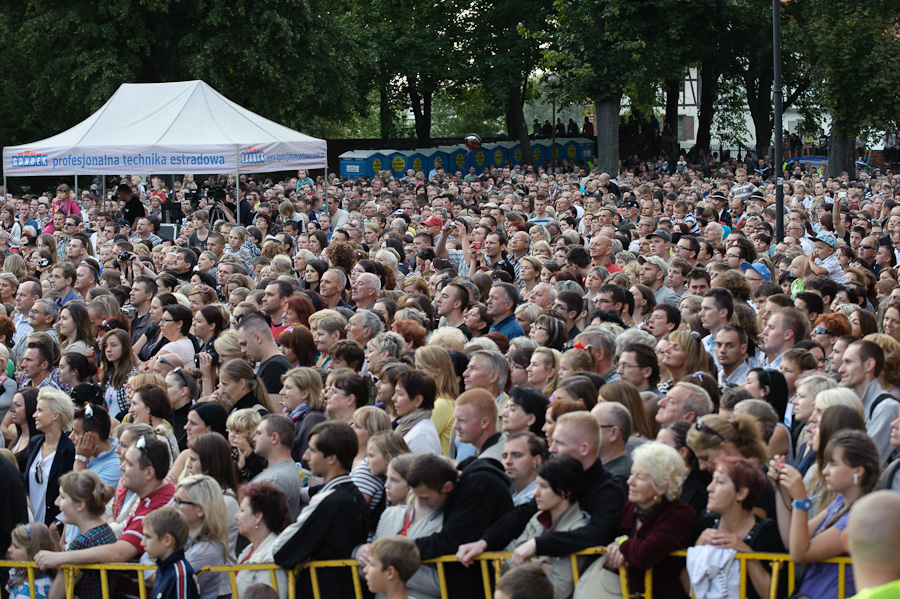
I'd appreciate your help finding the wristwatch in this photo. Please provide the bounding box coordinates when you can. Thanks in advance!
[74,455,88,463]
[792,498,813,511]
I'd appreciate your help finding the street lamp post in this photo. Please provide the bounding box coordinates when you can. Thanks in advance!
[548,74,561,173]
[773,0,784,242]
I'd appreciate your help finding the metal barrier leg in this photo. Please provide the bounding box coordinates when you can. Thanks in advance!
[481,559,492,599]
[350,562,363,599]
[768,561,782,599]
[310,565,321,599]
[436,561,449,599]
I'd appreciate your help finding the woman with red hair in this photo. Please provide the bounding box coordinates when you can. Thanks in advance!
[392,319,427,350]
[282,294,316,329]
[810,313,851,358]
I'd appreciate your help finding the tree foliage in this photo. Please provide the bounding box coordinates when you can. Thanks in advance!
[0,0,371,146]
[786,0,900,175]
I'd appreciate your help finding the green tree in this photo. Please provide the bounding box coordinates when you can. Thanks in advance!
[465,0,548,163]
[786,0,900,176]
[551,0,693,174]
[0,0,370,148]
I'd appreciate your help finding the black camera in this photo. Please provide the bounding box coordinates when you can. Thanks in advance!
[38,258,50,268]
[118,252,132,262]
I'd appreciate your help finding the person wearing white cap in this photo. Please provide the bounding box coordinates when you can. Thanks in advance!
[807,231,846,283]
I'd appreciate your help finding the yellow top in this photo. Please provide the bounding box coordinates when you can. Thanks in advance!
[432,395,456,456]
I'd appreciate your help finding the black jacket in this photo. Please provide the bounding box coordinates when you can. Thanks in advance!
[482,458,625,557]
[0,454,28,593]
[25,433,76,526]
[273,476,369,599]
[415,458,513,599]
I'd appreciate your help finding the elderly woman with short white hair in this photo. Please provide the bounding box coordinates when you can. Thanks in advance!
[595,442,697,599]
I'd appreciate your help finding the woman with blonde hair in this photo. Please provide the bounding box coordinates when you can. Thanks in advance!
[600,442,695,599]
[279,367,328,466]
[531,240,552,261]
[175,474,233,599]
[558,346,597,379]
[659,330,711,394]
[26,387,76,525]
[414,345,458,456]
[527,347,560,397]
[3,254,26,282]
[514,302,541,337]
[686,414,774,519]
[519,256,543,297]
[187,285,218,312]
[198,330,246,397]
[599,380,657,439]
[350,406,393,509]
[863,333,900,395]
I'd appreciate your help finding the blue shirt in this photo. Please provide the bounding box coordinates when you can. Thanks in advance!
[57,288,82,307]
[490,314,525,340]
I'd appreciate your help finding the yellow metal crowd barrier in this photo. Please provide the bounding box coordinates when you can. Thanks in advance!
[0,548,856,599]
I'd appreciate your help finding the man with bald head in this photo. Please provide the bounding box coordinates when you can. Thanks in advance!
[453,389,503,464]
[589,235,621,272]
[846,490,900,595]
[858,236,880,270]
[457,411,625,567]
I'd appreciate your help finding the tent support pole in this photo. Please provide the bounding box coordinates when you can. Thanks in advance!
[75,175,78,199]
[2,176,6,198]
[235,145,241,225]
[102,178,106,203]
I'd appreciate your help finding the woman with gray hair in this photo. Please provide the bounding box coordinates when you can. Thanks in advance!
[590,442,696,599]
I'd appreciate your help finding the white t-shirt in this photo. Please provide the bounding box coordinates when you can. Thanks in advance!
[28,449,56,524]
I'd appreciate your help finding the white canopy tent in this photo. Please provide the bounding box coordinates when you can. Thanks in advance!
[2,80,327,220]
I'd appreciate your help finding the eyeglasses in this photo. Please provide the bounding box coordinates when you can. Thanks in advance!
[35,460,43,485]
[860,244,875,251]
[813,327,834,336]
[174,497,199,508]
[324,386,347,396]
[156,355,175,368]
[160,318,175,323]
[695,416,727,443]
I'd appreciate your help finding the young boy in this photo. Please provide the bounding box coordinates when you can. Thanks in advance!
[807,231,846,284]
[494,563,554,599]
[730,168,760,202]
[141,507,200,599]
[363,536,420,599]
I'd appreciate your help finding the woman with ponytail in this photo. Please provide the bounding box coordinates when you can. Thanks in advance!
[686,413,776,518]
[52,470,117,599]
[214,359,274,416]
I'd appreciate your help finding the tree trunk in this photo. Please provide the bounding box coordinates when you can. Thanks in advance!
[595,92,621,175]
[827,117,856,178]
[695,61,716,153]
[506,82,532,166]
[407,81,431,144]
[665,78,680,138]
[379,85,392,141]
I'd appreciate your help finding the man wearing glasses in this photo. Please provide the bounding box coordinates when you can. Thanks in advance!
[859,236,881,272]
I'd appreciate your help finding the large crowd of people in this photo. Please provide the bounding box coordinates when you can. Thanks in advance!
[0,155,899,599]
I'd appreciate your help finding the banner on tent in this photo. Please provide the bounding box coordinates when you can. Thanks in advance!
[3,141,327,176]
